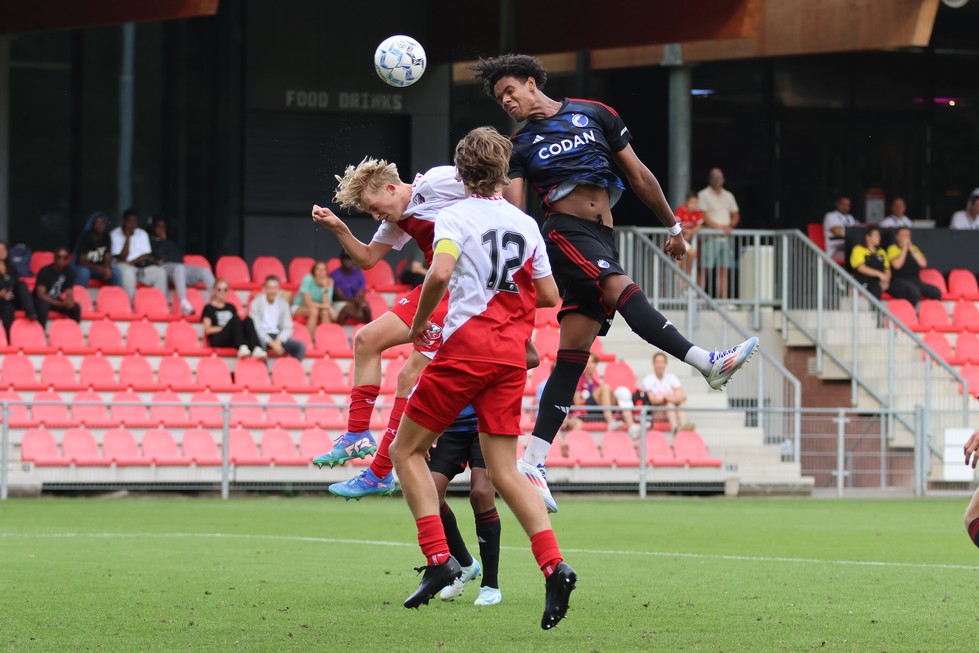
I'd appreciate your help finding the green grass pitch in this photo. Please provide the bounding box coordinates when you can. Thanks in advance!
[1,495,977,652]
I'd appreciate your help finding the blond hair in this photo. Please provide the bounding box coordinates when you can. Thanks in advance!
[333,157,402,212]
[453,127,511,196]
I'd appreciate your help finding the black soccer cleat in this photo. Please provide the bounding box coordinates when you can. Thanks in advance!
[404,556,462,609]
[541,562,577,630]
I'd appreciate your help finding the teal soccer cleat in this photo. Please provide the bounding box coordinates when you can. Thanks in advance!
[328,469,395,500]
[312,430,377,468]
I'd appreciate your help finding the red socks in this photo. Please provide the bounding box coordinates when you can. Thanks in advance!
[416,514,450,566]
[369,395,408,478]
[530,529,563,577]
[346,384,380,433]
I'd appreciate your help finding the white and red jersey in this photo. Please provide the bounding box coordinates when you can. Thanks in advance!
[434,195,552,368]
[371,165,464,266]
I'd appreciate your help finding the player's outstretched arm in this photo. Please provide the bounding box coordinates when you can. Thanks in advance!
[311,204,393,269]
[612,145,687,261]
[503,177,527,211]
[534,274,560,308]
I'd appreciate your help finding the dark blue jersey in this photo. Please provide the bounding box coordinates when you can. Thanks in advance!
[443,403,478,434]
[509,98,632,212]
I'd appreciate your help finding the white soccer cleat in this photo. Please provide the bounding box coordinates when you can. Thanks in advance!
[474,586,503,606]
[518,459,558,513]
[704,337,759,390]
[439,558,481,601]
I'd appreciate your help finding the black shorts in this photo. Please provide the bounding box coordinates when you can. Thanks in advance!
[427,428,485,480]
[541,213,626,337]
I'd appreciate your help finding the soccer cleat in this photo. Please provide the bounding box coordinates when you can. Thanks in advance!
[312,430,377,468]
[404,556,462,609]
[541,562,577,630]
[439,558,481,601]
[517,459,558,513]
[704,336,759,391]
[473,586,503,606]
[328,469,395,500]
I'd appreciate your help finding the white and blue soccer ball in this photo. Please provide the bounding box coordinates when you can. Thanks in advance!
[373,35,426,87]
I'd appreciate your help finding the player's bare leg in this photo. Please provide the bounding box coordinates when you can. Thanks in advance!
[964,430,979,548]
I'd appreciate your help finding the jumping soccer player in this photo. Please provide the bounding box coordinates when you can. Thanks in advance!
[470,54,759,513]
[390,126,575,630]
[963,428,979,549]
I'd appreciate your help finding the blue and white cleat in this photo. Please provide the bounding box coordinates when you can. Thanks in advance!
[474,586,503,606]
[312,430,377,468]
[440,558,481,601]
[704,337,759,390]
[518,459,558,513]
[328,469,395,500]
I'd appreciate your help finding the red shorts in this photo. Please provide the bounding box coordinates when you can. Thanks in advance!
[389,285,450,354]
[404,357,525,436]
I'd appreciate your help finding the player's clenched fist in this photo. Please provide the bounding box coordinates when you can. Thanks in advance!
[311,204,343,229]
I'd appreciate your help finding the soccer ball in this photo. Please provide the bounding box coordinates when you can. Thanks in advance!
[373,35,426,87]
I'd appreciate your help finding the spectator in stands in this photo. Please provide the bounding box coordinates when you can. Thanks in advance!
[0,240,37,337]
[330,251,372,324]
[572,353,633,433]
[291,260,338,337]
[148,215,215,315]
[697,168,739,300]
[637,352,692,434]
[201,279,265,359]
[885,227,941,306]
[849,226,889,300]
[249,275,305,360]
[72,211,123,289]
[34,246,81,326]
[950,188,979,230]
[823,195,858,264]
[110,208,167,301]
[398,243,428,288]
[675,192,704,279]
[880,198,913,229]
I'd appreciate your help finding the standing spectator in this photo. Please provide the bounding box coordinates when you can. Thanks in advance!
[637,352,692,433]
[249,275,305,360]
[201,279,265,359]
[148,215,215,315]
[823,196,858,264]
[849,226,889,300]
[880,198,913,229]
[697,168,739,300]
[72,211,123,289]
[0,240,37,338]
[291,260,338,337]
[110,208,167,301]
[330,251,372,324]
[950,189,979,230]
[675,192,703,279]
[34,246,81,326]
[885,227,941,306]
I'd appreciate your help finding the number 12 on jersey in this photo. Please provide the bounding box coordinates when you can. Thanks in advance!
[482,229,526,293]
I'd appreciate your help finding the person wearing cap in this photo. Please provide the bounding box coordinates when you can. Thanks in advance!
[950,189,979,230]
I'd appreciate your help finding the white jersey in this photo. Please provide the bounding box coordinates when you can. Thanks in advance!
[640,371,682,397]
[433,195,551,368]
[371,166,465,265]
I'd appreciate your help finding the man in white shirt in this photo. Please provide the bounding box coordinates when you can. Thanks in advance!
[880,197,914,229]
[638,352,690,433]
[110,208,168,301]
[950,189,979,230]
[697,168,740,300]
[822,196,858,263]
[249,275,305,360]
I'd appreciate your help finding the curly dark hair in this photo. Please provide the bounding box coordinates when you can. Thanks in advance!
[469,54,548,98]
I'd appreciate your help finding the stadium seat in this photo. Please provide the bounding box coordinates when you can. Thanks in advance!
[118,355,159,391]
[150,390,193,428]
[565,429,604,466]
[546,437,577,467]
[673,430,723,467]
[0,323,9,353]
[72,390,117,428]
[233,357,275,391]
[88,320,127,355]
[308,358,349,393]
[288,257,316,287]
[126,321,169,355]
[62,428,105,465]
[0,352,43,390]
[806,223,826,251]
[298,428,331,462]
[48,319,89,354]
[305,391,346,429]
[252,256,288,288]
[79,354,119,391]
[102,429,146,466]
[953,301,979,333]
[955,333,979,366]
[948,269,979,301]
[188,390,223,428]
[961,365,979,395]
[380,356,405,395]
[534,305,560,328]
[603,361,637,393]
[530,363,551,397]
[158,356,197,391]
[381,342,413,360]
[228,427,265,465]
[260,428,305,465]
[40,354,84,391]
[32,390,76,428]
[922,333,954,365]
[30,251,54,275]
[229,391,266,428]
[265,391,306,429]
[363,259,404,292]
[73,284,101,320]
[170,287,205,318]
[96,286,135,320]
[183,254,214,277]
[287,324,320,358]
[20,428,68,466]
[600,431,640,467]
[365,292,390,317]
[886,299,922,332]
[325,257,341,273]
[141,429,184,465]
[917,300,955,333]
[0,389,36,427]
[645,430,683,467]
[134,287,176,321]
[10,318,52,353]
[181,428,223,465]
[589,338,616,362]
[534,327,560,361]
[215,255,256,290]
[110,390,155,428]
[165,321,204,354]
[196,357,235,391]
[314,323,353,357]
[919,268,950,300]
[271,357,309,392]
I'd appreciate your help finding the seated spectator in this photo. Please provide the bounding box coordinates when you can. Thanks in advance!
[330,251,372,324]
[249,275,305,360]
[201,279,265,359]
[291,260,338,337]
[110,208,167,301]
[849,226,889,300]
[34,246,81,326]
[675,191,703,279]
[148,215,215,315]
[637,352,692,434]
[72,211,123,289]
[880,198,913,229]
[572,353,634,433]
[823,195,858,263]
[885,227,941,306]
[950,189,979,230]
[0,240,37,338]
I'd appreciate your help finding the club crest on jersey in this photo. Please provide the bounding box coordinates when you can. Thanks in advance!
[597,259,610,269]
[571,113,589,128]
[413,194,425,205]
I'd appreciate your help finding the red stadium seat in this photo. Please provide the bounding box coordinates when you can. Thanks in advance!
[32,390,76,428]
[88,320,127,354]
[228,427,265,465]
[603,361,637,392]
[20,428,68,466]
[229,391,266,428]
[953,301,979,333]
[565,430,604,466]
[673,430,723,467]
[0,353,43,390]
[252,256,288,288]
[961,365,979,395]
[30,251,54,275]
[165,321,203,354]
[600,431,640,467]
[216,255,256,290]
[271,357,309,392]
[170,287,205,318]
[0,322,9,353]
[589,338,615,362]
[287,324,319,358]
[266,391,306,429]
[72,391,117,428]
[919,268,950,300]
[365,292,390,317]
[102,429,146,466]
[363,259,404,292]
[73,285,101,320]
[886,299,922,332]
[188,390,223,428]
[182,428,222,465]
[127,321,170,355]
[806,223,826,251]
[305,392,346,429]
[183,254,214,281]
[10,318,52,353]
[141,429,185,465]
[545,437,576,467]
[917,300,955,333]
[158,356,196,391]
[529,363,551,397]
[299,428,331,461]
[948,269,979,301]
[110,390,155,428]
[196,356,235,391]
[288,257,316,287]
[534,305,559,328]
[533,327,560,361]
[48,319,88,354]
[314,323,353,357]
[308,358,349,393]
[62,428,104,465]
[922,333,954,365]
[233,357,275,391]
[40,354,84,391]
[380,357,405,395]
[0,389,36,427]
[326,257,341,273]
[118,355,160,391]
[96,286,134,320]
[79,354,118,391]
[260,428,305,465]
[955,333,979,366]
[134,287,176,321]
[645,430,683,467]
[381,342,413,360]
[150,390,193,428]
